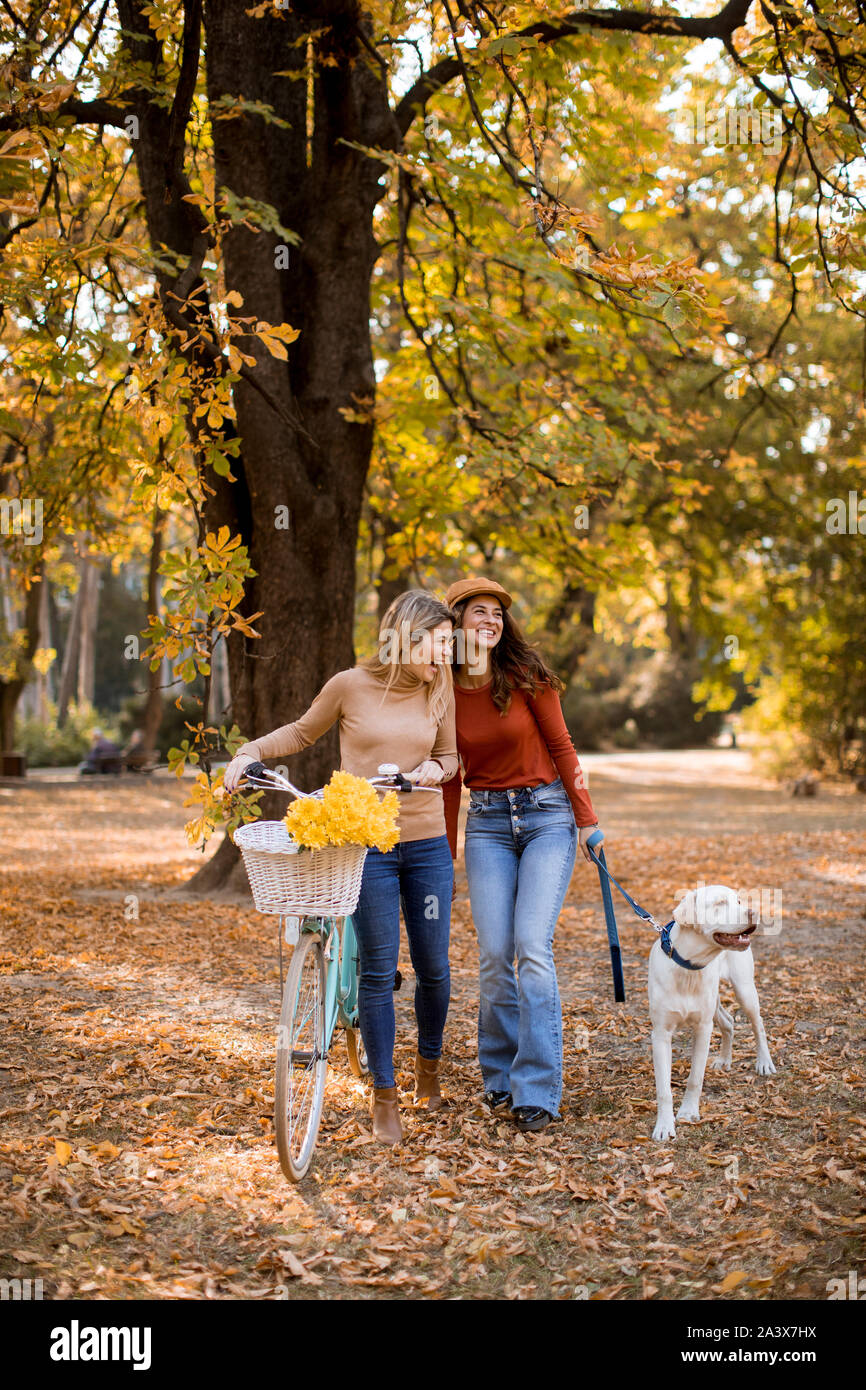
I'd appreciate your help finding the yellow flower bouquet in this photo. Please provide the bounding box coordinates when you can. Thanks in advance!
[284,770,400,853]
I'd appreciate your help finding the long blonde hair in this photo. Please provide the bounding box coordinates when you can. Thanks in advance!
[363,589,455,726]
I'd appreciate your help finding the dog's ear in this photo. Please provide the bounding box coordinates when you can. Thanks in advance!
[673,889,697,925]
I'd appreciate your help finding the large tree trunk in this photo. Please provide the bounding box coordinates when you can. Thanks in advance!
[119,0,398,888]
[195,1,397,888]
[202,1,395,754]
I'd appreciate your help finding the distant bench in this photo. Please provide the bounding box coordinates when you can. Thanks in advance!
[79,749,159,776]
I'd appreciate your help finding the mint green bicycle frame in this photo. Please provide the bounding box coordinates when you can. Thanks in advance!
[297,913,361,1049]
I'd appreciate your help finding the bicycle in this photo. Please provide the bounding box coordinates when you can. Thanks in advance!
[234,761,442,1181]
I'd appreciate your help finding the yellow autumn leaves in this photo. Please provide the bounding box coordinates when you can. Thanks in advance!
[283,771,400,853]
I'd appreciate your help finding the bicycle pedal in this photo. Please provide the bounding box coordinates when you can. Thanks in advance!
[393,970,402,992]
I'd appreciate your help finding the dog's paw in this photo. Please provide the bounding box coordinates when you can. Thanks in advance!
[652,1118,676,1142]
[710,1055,732,1071]
[676,1101,701,1123]
[755,1056,777,1075]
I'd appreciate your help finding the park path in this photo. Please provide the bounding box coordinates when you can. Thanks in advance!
[1,750,863,1300]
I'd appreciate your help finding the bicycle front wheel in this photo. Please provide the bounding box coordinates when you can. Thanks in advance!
[275,931,328,1181]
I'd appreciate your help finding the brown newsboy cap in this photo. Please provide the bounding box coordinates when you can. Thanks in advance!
[444,577,513,610]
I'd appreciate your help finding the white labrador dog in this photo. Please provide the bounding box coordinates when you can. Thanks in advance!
[648,885,776,1142]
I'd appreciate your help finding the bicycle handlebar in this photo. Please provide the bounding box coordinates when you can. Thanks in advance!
[235,760,443,798]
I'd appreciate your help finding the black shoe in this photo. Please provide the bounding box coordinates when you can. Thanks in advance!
[512,1105,553,1132]
[483,1089,512,1111]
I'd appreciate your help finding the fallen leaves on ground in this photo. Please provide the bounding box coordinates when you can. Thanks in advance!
[0,770,864,1300]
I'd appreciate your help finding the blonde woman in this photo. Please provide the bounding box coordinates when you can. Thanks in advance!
[224,591,457,1145]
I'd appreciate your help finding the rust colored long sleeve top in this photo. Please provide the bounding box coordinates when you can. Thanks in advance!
[442,679,597,858]
[237,667,458,844]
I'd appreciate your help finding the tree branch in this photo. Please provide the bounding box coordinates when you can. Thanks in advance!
[166,0,203,190]
[395,1,755,134]
[0,96,131,133]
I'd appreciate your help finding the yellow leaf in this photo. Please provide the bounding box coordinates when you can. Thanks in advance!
[267,322,301,344]
[714,1270,749,1293]
[54,1139,72,1166]
[225,290,244,308]
[260,333,288,361]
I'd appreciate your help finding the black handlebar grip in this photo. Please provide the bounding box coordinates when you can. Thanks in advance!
[241,760,267,781]
[395,773,413,793]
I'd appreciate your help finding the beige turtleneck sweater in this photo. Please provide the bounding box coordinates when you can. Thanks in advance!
[236,667,457,843]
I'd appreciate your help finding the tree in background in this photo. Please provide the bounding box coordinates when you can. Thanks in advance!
[2,1,864,857]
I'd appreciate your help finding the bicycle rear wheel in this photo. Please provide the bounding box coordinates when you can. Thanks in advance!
[275,931,327,1181]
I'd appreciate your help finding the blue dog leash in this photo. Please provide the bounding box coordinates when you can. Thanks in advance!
[585,827,695,1001]
[585,828,631,1003]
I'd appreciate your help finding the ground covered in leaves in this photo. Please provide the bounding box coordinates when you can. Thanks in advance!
[1,752,864,1300]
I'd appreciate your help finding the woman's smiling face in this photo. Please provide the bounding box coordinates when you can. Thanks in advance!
[405,621,455,681]
[460,595,504,655]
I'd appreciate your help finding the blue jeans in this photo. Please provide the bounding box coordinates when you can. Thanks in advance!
[350,835,453,1089]
[464,778,576,1116]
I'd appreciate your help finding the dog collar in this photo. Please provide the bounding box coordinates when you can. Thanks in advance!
[659,919,706,971]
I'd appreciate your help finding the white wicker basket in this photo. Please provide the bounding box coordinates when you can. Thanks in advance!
[234,819,368,917]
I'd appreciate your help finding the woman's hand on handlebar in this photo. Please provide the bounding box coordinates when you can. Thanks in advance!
[405,760,445,786]
[223,752,256,792]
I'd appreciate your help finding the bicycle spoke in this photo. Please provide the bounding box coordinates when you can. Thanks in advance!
[288,1061,317,1146]
[275,933,329,1177]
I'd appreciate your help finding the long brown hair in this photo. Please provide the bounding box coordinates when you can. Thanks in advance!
[452,597,563,715]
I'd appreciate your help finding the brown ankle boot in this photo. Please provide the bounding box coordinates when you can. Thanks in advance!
[414,1052,443,1111]
[371,1086,402,1145]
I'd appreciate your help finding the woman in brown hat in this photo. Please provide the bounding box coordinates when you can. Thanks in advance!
[442,578,599,1131]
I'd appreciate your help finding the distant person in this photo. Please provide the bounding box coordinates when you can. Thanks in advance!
[79,729,121,775]
[122,728,151,772]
